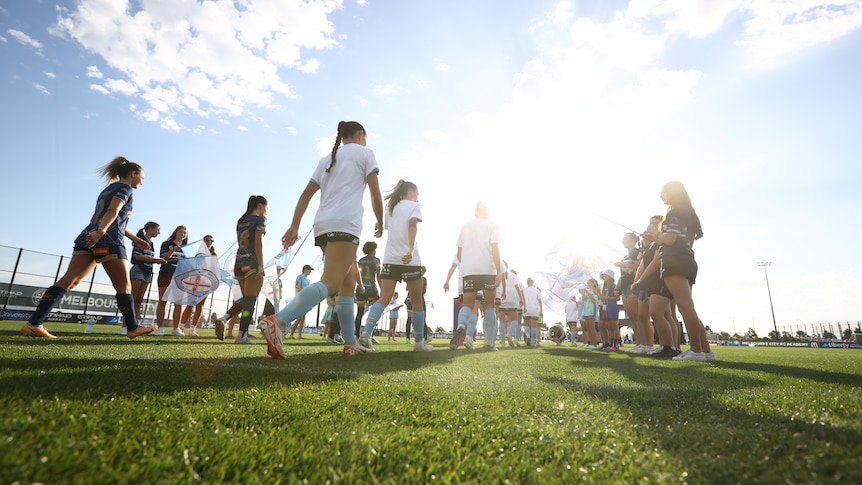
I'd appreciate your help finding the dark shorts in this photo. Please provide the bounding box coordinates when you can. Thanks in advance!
[73,239,127,263]
[130,266,153,284]
[600,308,620,320]
[380,263,423,283]
[660,257,698,284]
[234,256,260,279]
[158,270,174,288]
[355,285,380,302]
[315,232,359,250]
[462,274,496,294]
[640,276,664,298]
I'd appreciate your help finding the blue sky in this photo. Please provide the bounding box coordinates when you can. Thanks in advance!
[2,0,862,337]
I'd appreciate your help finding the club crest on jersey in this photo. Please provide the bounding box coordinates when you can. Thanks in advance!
[174,269,218,298]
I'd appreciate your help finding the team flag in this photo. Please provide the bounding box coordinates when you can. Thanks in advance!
[162,254,222,306]
[263,229,312,270]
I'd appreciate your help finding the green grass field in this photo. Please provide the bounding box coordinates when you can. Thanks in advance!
[2,321,861,484]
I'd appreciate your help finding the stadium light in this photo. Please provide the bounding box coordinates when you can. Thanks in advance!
[757,262,778,336]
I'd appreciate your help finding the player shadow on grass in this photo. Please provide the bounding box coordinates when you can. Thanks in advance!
[536,347,862,483]
[539,345,862,387]
[0,343,460,401]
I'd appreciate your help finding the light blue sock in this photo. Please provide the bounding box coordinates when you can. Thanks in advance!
[484,308,497,347]
[336,296,356,343]
[531,327,538,345]
[508,320,518,339]
[276,281,328,324]
[457,306,471,329]
[467,312,478,338]
[498,321,505,342]
[363,302,385,335]
[570,330,577,344]
[412,311,425,342]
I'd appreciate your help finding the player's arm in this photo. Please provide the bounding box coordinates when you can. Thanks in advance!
[254,229,264,269]
[367,172,384,238]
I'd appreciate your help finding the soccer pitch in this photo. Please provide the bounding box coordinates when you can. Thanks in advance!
[2,321,861,484]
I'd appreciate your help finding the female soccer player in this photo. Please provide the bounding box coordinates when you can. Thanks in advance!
[522,278,543,347]
[155,225,188,336]
[599,269,621,351]
[358,180,432,352]
[354,241,381,337]
[21,156,157,339]
[633,215,680,357]
[448,202,503,351]
[616,233,648,352]
[642,181,714,361]
[387,291,403,342]
[234,196,268,344]
[260,121,384,359]
[581,279,601,349]
[125,221,167,334]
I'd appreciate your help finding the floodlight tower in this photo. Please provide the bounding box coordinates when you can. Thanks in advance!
[757,262,778,335]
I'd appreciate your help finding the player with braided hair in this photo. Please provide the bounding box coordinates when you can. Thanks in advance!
[260,121,384,359]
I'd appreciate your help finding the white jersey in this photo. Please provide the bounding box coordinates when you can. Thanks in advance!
[565,300,579,322]
[456,217,502,276]
[498,271,522,309]
[523,286,542,317]
[310,143,380,237]
[383,199,423,266]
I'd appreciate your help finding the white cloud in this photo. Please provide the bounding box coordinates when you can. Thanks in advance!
[417,79,428,87]
[237,125,249,131]
[45,72,56,79]
[141,109,159,122]
[0,35,7,43]
[89,84,109,95]
[570,16,668,71]
[7,29,42,50]
[315,135,336,157]
[373,83,398,96]
[355,95,369,105]
[160,118,181,132]
[737,0,862,67]
[50,0,343,131]
[104,78,138,96]
[286,127,297,135]
[33,83,50,95]
[626,0,741,38]
[297,58,321,73]
[86,66,103,79]
[549,1,574,23]
[625,0,862,65]
[435,63,449,72]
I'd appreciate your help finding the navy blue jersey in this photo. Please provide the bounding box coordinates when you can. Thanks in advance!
[357,255,380,288]
[660,208,697,259]
[78,182,134,246]
[235,214,266,267]
[159,240,186,275]
[618,247,640,290]
[640,242,661,288]
[131,237,156,274]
